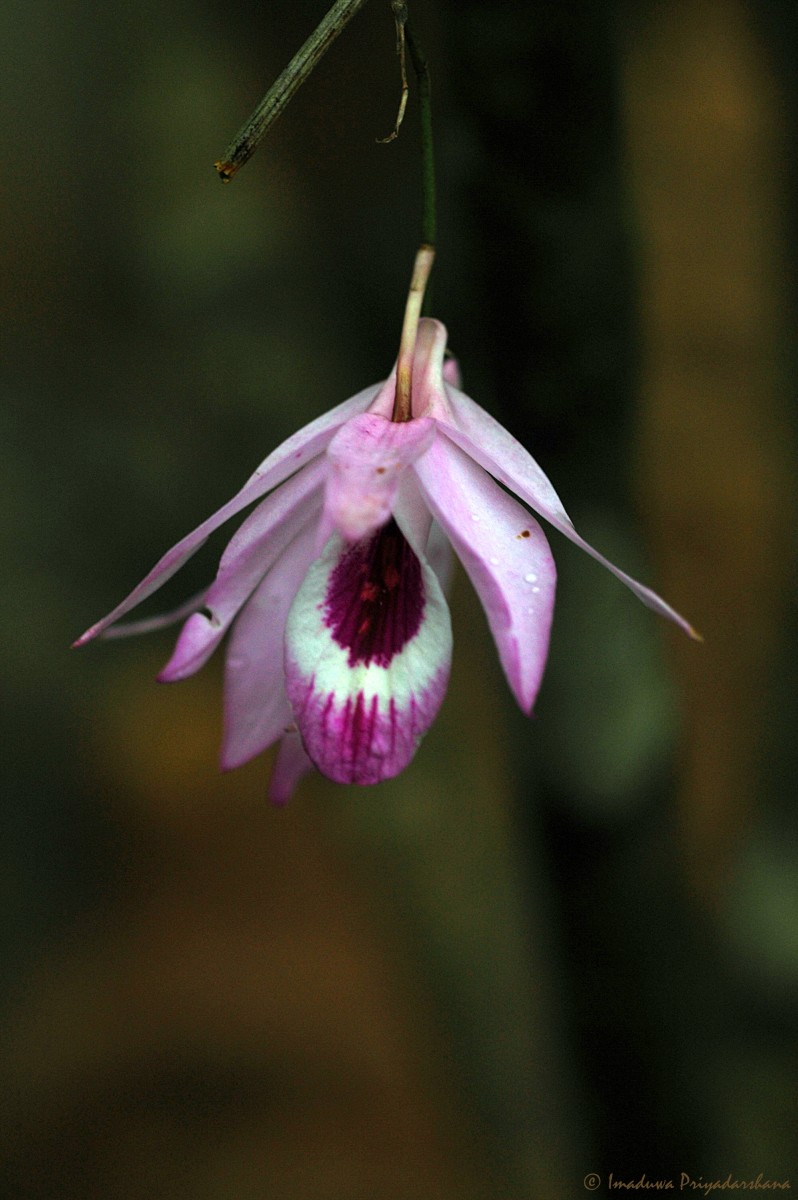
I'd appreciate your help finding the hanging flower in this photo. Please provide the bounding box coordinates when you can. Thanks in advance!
[75,318,696,802]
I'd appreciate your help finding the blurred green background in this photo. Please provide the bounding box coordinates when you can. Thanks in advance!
[2,0,797,1196]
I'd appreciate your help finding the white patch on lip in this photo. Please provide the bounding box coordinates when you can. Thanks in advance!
[284,532,453,784]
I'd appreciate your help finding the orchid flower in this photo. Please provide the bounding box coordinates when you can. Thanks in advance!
[75,318,696,803]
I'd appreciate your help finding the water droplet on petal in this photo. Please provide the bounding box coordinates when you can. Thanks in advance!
[524,572,537,583]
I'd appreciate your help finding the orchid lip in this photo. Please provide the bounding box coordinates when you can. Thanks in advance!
[284,518,453,786]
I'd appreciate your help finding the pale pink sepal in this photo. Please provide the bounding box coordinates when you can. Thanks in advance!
[158,466,326,684]
[442,355,462,389]
[441,388,699,639]
[392,472,434,561]
[268,732,314,806]
[413,438,556,714]
[99,588,209,639]
[426,521,455,594]
[323,413,435,543]
[73,401,365,649]
[408,320,457,422]
[220,518,319,771]
[155,612,215,684]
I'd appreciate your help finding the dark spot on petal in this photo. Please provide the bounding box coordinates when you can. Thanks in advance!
[376,467,386,474]
[517,529,531,539]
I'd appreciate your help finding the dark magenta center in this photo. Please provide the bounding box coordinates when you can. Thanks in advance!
[323,519,425,668]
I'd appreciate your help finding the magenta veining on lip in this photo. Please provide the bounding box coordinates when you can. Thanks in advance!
[323,519,424,668]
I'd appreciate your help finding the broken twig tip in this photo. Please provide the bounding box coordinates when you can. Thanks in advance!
[214,160,237,183]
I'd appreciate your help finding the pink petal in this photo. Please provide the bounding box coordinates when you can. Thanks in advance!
[267,732,314,806]
[157,611,219,684]
[74,388,377,648]
[426,521,455,594]
[413,438,556,714]
[158,460,326,682]
[284,523,452,785]
[392,471,433,559]
[442,355,462,389]
[323,413,436,542]
[443,387,571,519]
[220,516,320,771]
[390,471,447,590]
[441,388,699,639]
[408,319,457,421]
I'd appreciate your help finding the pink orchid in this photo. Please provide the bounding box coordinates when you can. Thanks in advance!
[75,318,695,803]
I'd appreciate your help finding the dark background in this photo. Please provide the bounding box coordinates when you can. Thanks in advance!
[2,1,796,1196]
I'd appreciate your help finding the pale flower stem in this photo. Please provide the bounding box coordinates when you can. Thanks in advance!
[392,244,436,422]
